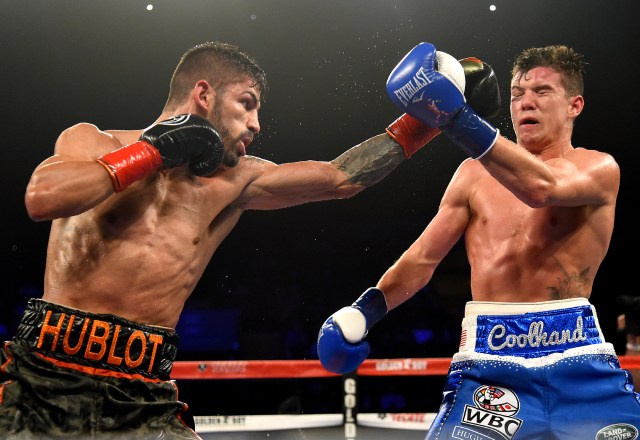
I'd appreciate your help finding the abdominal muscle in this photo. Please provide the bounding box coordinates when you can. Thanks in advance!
[465,220,599,303]
[464,187,602,303]
[41,171,244,329]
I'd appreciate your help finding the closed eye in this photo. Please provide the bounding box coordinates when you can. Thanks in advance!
[510,87,524,101]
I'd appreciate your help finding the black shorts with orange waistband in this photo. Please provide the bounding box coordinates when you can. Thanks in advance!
[12,298,179,380]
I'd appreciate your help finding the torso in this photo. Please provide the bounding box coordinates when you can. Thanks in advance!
[462,158,615,302]
[42,128,261,328]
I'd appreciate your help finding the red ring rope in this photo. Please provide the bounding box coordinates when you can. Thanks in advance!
[171,356,640,379]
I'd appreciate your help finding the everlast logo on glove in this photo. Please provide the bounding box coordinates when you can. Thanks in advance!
[392,68,432,107]
[15,299,178,379]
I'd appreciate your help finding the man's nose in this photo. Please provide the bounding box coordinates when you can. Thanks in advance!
[248,112,260,135]
[519,90,536,110]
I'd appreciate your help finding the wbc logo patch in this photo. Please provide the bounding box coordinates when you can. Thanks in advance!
[454,385,523,440]
[473,386,520,415]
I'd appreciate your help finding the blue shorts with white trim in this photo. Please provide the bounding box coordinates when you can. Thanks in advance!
[426,298,640,440]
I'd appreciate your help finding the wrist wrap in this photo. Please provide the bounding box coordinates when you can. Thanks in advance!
[444,104,499,159]
[387,113,441,159]
[352,287,388,330]
[97,141,163,192]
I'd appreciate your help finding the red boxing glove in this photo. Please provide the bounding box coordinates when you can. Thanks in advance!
[97,141,162,193]
[386,113,441,159]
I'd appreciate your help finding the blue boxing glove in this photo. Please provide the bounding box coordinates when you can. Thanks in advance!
[317,288,388,374]
[386,42,499,159]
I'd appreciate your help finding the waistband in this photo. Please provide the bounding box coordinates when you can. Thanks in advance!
[459,298,605,358]
[13,298,179,380]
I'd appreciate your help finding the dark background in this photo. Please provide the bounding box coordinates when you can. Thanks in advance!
[1,0,638,415]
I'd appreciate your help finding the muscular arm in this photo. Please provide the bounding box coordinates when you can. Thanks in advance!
[478,137,620,208]
[237,133,407,210]
[315,160,472,375]
[377,161,472,310]
[25,123,116,221]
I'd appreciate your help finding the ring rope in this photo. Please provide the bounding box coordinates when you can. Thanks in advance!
[172,356,640,379]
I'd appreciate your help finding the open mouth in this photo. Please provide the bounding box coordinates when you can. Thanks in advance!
[519,116,538,127]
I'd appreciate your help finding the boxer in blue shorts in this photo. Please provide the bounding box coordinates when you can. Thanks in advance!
[317,42,640,438]
[427,299,638,439]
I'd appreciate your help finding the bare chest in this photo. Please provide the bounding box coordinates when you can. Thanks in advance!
[98,171,238,238]
[469,184,583,246]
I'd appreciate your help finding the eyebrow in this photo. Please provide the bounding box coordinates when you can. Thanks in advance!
[511,82,553,91]
[246,90,260,109]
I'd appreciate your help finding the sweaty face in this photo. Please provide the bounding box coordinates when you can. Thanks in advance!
[210,79,261,167]
[509,66,578,151]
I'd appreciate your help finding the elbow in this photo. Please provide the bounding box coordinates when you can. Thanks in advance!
[338,184,364,200]
[520,192,547,208]
[25,194,50,222]
[323,181,364,201]
[25,182,55,222]
[518,182,553,208]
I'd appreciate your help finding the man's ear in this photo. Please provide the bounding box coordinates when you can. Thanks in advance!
[193,80,215,113]
[569,95,584,118]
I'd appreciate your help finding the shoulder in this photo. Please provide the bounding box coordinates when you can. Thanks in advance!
[567,147,620,179]
[241,154,277,167]
[440,158,489,202]
[233,155,277,179]
[224,155,277,188]
[55,123,120,157]
[58,122,104,140]
[451,157,489,183]
[566,147,620,200]
[568,146,616,162]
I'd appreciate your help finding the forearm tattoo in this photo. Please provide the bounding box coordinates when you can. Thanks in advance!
[331,134,406,187]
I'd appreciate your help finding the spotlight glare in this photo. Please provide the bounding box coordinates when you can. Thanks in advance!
[147,4,153,11]
[489,4,496,11]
